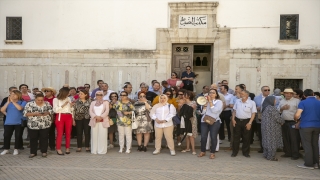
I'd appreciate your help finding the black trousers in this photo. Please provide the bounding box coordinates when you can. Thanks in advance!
[256,122,262,149]
[18,123,27,148]
[75,119,91,148]
[48,122,56,149]
[3,125,21,149]
[196,114,203,133]
[219,110,232,140]
[183,84,193,91]
[299,128,320,167]
[282,121,301,158]
[232,118,251,155]
[29,128,49,154]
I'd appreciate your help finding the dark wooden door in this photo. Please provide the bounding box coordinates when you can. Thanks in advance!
[172,44,194,78]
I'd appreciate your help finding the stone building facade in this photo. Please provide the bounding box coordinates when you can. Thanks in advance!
[0,1,319,98]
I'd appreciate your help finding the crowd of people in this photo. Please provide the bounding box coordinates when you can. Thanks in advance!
[0,66,320,170]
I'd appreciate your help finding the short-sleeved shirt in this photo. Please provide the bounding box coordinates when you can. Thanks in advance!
[233,98,257,119]
[298,97,320,128]
[4,100,27,125]
[23,101,53,129]
[181,71,196,85]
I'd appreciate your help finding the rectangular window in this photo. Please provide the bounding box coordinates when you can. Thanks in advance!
[280,14,299,40]
[6,17,22,40]
[274,79,302,91]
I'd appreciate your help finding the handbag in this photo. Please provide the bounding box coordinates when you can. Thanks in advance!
[145,109,152,122]
[131,111,138,129]
[172,115,181,125]
[203,115,216,125]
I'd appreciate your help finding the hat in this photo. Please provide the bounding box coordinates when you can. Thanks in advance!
[41,87,57,95]
[283,88,294,93]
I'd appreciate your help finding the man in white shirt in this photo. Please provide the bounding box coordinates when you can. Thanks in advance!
[278,88,301,160]
[219,85,234,141]
[101,83,114,101]
[231,90,257,158]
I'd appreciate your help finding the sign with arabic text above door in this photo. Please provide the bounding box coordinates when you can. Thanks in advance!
[179,15,207,28]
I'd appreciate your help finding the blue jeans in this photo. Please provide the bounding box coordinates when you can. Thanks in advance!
[201,121,221,153]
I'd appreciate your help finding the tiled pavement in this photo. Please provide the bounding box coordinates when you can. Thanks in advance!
[1,121,320,179]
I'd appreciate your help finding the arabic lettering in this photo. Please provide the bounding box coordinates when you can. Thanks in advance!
[179,15,207,28]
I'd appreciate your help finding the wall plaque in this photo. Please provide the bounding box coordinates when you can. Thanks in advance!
[179,15,207,28]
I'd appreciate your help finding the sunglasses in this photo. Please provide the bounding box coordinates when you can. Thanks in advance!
[96,94,103,96]
[120,94,127,96]
[139,95,146,98]
[264,89,270,91]
[44,90,51,93]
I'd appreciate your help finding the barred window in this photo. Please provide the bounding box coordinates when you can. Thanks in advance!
[280,15,299,40]
[6,17,22,40]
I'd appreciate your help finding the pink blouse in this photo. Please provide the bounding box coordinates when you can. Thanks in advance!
[167,78,184,88]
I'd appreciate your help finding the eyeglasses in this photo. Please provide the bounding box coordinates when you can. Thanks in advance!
[264,89,270,91]
[178,93,183,96]
[111,96,117,98]
[44,90,51,93]
[120,94,127,96]
[139,95,146,98]
[96,94,103,96]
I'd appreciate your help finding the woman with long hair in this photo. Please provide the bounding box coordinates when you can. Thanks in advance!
[180,90,197,155]
[73,89,91,152]
[108,92,119,149]
[53,87,73,155]
[198,89,223,159]
[0,90,27,155]
[89,91,110,154]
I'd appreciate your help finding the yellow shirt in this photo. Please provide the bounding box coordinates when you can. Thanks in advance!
[152,96,178,109]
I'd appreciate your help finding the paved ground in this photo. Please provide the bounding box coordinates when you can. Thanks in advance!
[0,147,320,180]
[1,120,320,179]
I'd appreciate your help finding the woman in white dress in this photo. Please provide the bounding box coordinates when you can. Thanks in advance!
[89,91,110,154]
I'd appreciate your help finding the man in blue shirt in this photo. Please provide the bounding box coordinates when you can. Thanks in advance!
[90,80,104,99]
[181,66,196,91]
[294,89,320,169]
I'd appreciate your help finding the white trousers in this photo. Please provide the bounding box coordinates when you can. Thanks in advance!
[118,125,132,151]
[206,133,219,151]
[91,123,108,154]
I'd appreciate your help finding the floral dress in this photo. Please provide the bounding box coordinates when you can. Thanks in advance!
[187,101,198,138]
[113,101,135,127]
[133,101,154,134]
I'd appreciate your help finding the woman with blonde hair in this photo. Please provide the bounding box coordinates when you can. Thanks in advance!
[150,94,177,156]
[1,90,27,155]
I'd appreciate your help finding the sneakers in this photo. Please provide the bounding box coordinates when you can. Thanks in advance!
[170,150,176,156]
[107,144,114,149]
[153,150,160,155]
[1,150,9,155]
[125,149,131,154]
[297,164,314,170]
[13,149,19,155]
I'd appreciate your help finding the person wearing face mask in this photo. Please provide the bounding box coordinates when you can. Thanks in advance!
[150,94,177,156]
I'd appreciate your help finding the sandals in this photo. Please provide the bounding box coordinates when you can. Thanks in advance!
[42,153,47,158]
[192,152,197,155]
[181,149,191,153]
[29,154,37,158]
[198,152,206,157]
[210,153,215,159]
[76,148,82,152]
